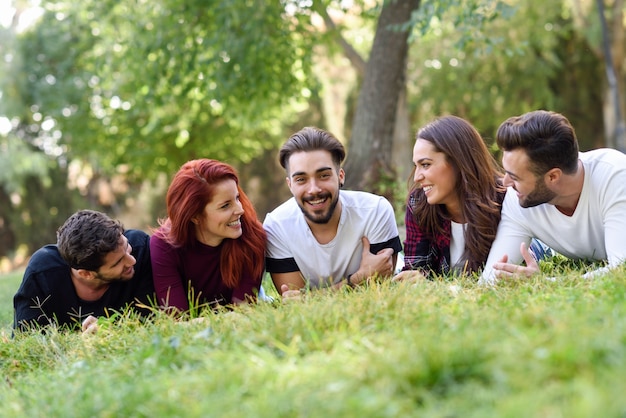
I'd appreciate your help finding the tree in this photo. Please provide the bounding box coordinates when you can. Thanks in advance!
[342,0,420,196]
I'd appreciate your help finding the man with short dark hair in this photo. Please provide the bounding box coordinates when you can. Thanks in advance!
[263,127,403,300]
[481,110,626,283]
[14,210,154,332]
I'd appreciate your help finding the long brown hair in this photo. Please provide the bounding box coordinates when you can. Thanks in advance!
[156,159,267,288]
[409,116,505,273]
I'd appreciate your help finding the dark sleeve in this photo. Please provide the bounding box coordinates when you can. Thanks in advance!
[369,236,403,255]
[13,269,55,331]
[149,233,189,311]
[401,199,434,272]
[265,257,300,273]
[125,230,155,312]
[231,270,262,303]
[13,248,74,331]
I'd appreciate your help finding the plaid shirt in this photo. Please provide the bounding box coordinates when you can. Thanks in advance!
[402,189,505,276]
[402,191,451,276]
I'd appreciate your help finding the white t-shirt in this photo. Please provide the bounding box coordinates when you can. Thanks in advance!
[481,148,626,284]
[450,221,466,270]
[263,190,402,288]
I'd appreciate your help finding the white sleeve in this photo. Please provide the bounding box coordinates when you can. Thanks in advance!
[603,176,626,269]
[263,211,292,260]
[584,171,626,278]
[367,197,400,245]
[480,188,533,285]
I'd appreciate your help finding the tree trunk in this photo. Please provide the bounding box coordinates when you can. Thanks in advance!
[343,0,420,198]
[597,0,626,151]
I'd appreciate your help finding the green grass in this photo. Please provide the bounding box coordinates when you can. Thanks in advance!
[1,266,626,417]
[0,270,22,330]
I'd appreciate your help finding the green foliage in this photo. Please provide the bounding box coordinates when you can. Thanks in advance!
[4,0,316,181]
[406,0,604,148]
[2,265,626,416]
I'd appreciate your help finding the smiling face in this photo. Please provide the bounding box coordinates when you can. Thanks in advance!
[94,235,136,282]
[286,150,344,225]
[412,138,460,213]
[194,179,244,246]
[502,149,556,208]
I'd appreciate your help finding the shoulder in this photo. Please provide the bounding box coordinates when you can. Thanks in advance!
[264,198,300,225]
[341,190,392,211]
[26,245,67,272]
[124,229,150,246]
[582,149,626,172]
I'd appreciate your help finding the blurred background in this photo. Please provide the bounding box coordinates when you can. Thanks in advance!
[1,0,624,272]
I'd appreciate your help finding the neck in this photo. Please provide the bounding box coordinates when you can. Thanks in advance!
[71,269,110,301]
[446,200,464,224]
[553,160,584,216]
[307,204,342,245]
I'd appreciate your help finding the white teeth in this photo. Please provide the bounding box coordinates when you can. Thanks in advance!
[309,199,325,205]
[227,219,241,226]
[423,186,433,192]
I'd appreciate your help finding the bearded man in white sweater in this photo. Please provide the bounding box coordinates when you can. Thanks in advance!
[481,110,626,284]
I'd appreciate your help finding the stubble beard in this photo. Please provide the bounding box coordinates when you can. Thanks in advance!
[299,191,340,224]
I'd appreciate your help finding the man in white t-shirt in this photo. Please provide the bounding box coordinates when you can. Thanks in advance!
[481,110,626,284]
[263,127,403,300]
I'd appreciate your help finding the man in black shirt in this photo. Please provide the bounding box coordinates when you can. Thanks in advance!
[13,210,155,333]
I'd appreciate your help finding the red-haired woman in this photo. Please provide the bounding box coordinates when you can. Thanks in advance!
[150,159,267,313]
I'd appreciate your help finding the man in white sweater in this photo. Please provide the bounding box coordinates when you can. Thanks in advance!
[481,110,626,284]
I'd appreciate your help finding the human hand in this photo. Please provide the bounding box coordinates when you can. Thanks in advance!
[392,270,426,283]
[493,242,540,279]
[81,315,99,334]
[352,237,394,285]
[280,284,304,302]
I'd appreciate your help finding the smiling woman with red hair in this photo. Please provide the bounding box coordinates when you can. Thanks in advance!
[150,159,267,313]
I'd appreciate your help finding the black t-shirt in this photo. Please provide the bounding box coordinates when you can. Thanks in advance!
[13,229,155,332]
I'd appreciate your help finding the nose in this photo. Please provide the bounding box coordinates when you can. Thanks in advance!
[413,168,424,184]
[502,173,513,187]
[307,179,322,194]
[126,244,136,266]
[235,200,245,215]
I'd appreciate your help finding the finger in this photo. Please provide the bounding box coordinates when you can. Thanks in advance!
[520,242,539,271]
[280,284,290,295]
[376,248,394,257]
[81,315,97,332]
[520,242,533,264]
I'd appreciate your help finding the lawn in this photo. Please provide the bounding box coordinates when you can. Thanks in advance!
[1,266,626,417]
[0,270,21,330]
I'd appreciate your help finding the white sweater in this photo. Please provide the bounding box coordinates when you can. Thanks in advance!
[481,148,626,284]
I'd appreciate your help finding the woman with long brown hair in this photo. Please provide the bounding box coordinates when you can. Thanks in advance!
[150,159,267,312]
[395,115,506,278]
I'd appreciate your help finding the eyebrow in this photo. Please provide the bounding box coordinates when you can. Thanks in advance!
[415,157,433,164]
[505,170,520,180]
[290,167,333,179]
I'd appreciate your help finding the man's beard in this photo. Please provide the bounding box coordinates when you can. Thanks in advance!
[299,191,340,224]
[94,267,134,283]
[519,179,556,208]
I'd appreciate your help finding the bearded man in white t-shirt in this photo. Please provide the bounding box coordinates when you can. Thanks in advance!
[263,127,403,300]
[481,110,626,284]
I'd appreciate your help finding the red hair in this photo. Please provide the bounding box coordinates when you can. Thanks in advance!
[156,159,267,288]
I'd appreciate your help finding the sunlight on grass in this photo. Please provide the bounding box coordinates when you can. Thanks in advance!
[1,265,626,416]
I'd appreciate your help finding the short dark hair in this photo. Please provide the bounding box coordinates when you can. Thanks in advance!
[496,110,579,176]
[278,127,346,173]
[57,210,124,271]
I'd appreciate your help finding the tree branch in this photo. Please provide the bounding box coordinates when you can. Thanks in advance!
[317,6,367,77]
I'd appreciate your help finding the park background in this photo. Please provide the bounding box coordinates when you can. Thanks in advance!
[2,1,626,416]
[1,0,626,272]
